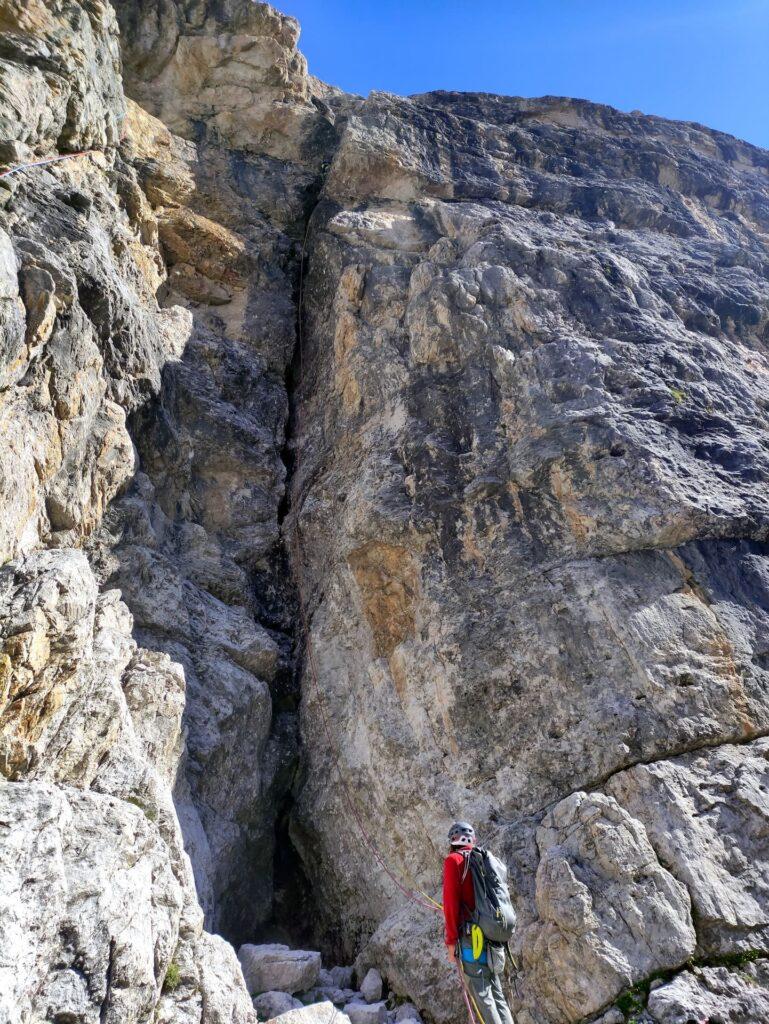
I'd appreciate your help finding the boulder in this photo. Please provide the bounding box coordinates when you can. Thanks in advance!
[0,782,181,1023]
[517,791,696,1021]
[647,962,769,1023]
[254,992,304,1019]
[303,987,354,1006]
[239,945,321,996]
[606,739,769,954]
[394,1005,421,1023]
[330,967,355,990]
[593,1012,624,1024]
[267,1002,352,1024]
[360,969,383,1004]
[344,1001,388,1024]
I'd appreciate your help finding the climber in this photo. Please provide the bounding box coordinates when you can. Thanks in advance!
[443,822,515,1024]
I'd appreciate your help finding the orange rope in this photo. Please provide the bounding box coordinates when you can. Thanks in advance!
[455,957,483,1024]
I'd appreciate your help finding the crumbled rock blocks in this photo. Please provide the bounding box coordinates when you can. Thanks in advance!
[239,945,322,996]
[248,959,385,1021]
[592,1011,624,1024]
[329,967,356,990]
[254,992,305,1019]
[647,961,769,1023]
[394,1005,421,1023]
[343,1001,388,1024]
[303,987,356,1007]
[267,1003,352,1024]
[520,790,696,1019]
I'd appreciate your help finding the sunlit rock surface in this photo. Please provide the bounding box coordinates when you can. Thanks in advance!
[288,88,769,1023]
[1,2,769,1023]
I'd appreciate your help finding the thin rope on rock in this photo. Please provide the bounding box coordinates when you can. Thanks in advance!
[0,149,99,179]
[456,958,483,1024]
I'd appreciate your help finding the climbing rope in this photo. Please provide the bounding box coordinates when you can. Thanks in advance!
[0,149,99,179]
[0,117,130,181]
[455,958,484,1024]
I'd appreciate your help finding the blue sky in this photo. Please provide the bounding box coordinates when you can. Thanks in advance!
[285,0,769,150]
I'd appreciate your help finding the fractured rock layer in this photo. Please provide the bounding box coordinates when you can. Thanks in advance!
[97,0,339,946]
[0,0,332,1018]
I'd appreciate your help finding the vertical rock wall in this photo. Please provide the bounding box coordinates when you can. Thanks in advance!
[0,0,331,1019]
[287,92,769,1022]
[0,0,261,1016]
[95,0,342,942]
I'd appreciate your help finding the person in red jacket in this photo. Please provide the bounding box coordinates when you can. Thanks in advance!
[443,822,514,1024]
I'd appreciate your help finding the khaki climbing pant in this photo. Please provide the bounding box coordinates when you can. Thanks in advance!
[461,943,515,1024]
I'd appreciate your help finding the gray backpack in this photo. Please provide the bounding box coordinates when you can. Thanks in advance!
[465,847,517,942]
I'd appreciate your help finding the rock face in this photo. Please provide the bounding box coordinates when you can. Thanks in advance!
[0,780,181,1021]
[359,968,383,1004]
[266,1004,352,1024]
[288,88,769,1023]
[253,991,304,1018]
[0,0,326,1018]
[343,1003,388,1024]
[95,0,335,940]
[1,2,769,1024]
[647,960,769,1023]
[519,791,696,1021]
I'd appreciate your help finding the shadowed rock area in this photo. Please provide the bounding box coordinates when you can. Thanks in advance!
[1,2,768,1024]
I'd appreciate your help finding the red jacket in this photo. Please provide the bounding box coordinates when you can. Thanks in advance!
[442,850,475,945]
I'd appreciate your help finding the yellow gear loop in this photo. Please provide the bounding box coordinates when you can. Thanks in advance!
[471,924,484,960]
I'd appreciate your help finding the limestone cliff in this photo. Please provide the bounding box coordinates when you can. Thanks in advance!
[289,89,769,1024]
[1,3,769,1024]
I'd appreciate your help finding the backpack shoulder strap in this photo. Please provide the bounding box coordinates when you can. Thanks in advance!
[460,848,472,883]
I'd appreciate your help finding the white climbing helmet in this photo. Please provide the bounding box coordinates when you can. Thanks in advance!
[448,821,476,847]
